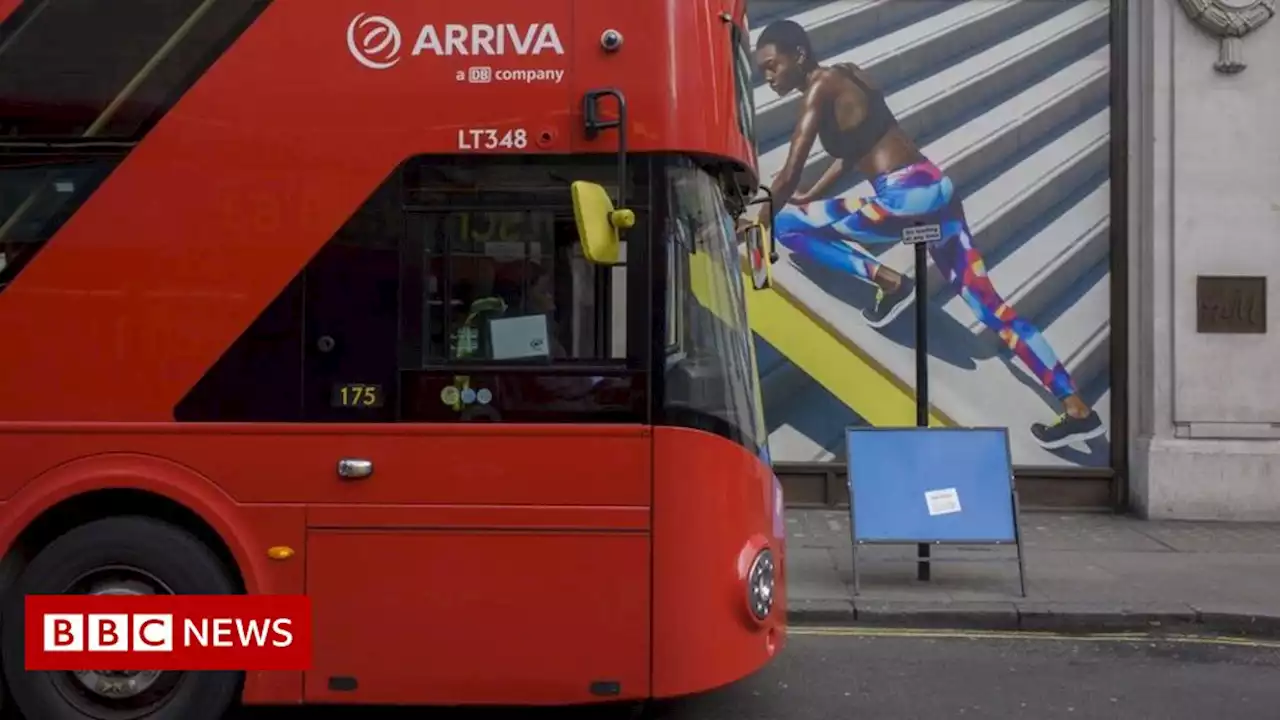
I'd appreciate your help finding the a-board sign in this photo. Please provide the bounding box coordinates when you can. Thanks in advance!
[845,426,1017,544]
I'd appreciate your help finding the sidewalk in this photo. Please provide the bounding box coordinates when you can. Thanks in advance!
[784,509,1280,636]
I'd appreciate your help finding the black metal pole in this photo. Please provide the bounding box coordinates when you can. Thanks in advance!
[914,240,931,582]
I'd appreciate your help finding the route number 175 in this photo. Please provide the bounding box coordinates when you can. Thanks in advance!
[331,383,383,408]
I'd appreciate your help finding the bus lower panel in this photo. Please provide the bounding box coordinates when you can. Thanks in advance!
[650,426,787,699]
[303,529,651,704]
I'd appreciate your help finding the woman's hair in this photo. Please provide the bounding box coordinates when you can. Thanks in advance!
[757,20,814,61]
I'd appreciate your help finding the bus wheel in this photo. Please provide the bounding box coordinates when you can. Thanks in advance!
[1,516,240,720]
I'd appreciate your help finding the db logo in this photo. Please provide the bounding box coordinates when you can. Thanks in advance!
[347,13,402,70]
[45,614,173,652]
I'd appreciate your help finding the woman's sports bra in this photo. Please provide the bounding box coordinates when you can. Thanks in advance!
[821,63,895,161]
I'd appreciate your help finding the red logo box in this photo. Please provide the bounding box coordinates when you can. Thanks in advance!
[25,594,311,671]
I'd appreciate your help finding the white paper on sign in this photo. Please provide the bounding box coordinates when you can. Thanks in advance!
[488,314,551,360]
[924,488,962,516]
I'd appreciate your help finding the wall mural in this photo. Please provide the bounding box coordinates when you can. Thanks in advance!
[744,0,1113,468]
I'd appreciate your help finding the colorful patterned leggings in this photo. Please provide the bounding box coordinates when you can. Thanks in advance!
[773,160,1076,401]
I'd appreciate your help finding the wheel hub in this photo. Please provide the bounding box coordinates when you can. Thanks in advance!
[49,571,183,719]
[72,670,165,700]
[68,580,164,701]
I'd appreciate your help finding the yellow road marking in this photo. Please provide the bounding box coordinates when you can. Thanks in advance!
[788,626,1280,649]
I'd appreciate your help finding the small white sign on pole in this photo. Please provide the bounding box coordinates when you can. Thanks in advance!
[901,224,942,245]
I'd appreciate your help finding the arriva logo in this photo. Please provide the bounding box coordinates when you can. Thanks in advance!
[346,13,565,70]
[347,14,403,70]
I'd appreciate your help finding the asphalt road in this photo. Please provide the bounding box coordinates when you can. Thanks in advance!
[235,628,1280,719]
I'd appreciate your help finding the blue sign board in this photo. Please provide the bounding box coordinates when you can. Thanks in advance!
[845,426,1016,544]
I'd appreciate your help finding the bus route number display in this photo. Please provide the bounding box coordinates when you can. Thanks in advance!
[331,383,384,408]
[458,128,529,150]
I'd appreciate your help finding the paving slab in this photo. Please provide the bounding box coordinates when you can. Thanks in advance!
[784,509,1280,636]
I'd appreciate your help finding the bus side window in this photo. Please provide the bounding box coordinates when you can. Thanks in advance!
[406,209,626,366]
[176,168,405,423]
[393,157,644,425]
[176,154,646,425]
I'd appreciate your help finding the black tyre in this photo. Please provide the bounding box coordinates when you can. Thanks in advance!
[1,516,240,720]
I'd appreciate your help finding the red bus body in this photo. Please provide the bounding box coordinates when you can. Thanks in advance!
[0,0,784,709]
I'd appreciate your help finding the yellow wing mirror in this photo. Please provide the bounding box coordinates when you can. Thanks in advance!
[742,186,777,290]
[571,181,634,265]
[741,220,774,290]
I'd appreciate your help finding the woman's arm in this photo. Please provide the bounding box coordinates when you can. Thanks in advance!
[791,158,846,205]
[767,82,829,212]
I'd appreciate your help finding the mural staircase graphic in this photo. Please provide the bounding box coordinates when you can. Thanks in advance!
[744,0,1113,467]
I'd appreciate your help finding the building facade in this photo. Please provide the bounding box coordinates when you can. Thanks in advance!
[745,0,1278,518]
[1128,0,1280,520]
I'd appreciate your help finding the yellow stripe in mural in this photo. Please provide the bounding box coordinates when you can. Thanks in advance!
[691,243,951,428]
[744,280,951,428]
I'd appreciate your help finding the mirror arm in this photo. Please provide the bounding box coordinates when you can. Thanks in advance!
[583,88,629,209]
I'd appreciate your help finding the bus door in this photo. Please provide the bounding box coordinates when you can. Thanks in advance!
[297,156,654,705]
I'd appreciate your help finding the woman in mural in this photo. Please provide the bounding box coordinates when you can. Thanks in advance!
[754,19,1103,450]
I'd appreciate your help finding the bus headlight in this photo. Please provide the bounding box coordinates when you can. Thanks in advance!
[747,548,776,621]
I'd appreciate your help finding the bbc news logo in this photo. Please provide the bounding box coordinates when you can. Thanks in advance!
[44,613,177,652]
[43,614,293,652]
[26,595,311,671]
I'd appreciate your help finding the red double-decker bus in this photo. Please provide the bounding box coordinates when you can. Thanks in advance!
[0,0,783,718]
